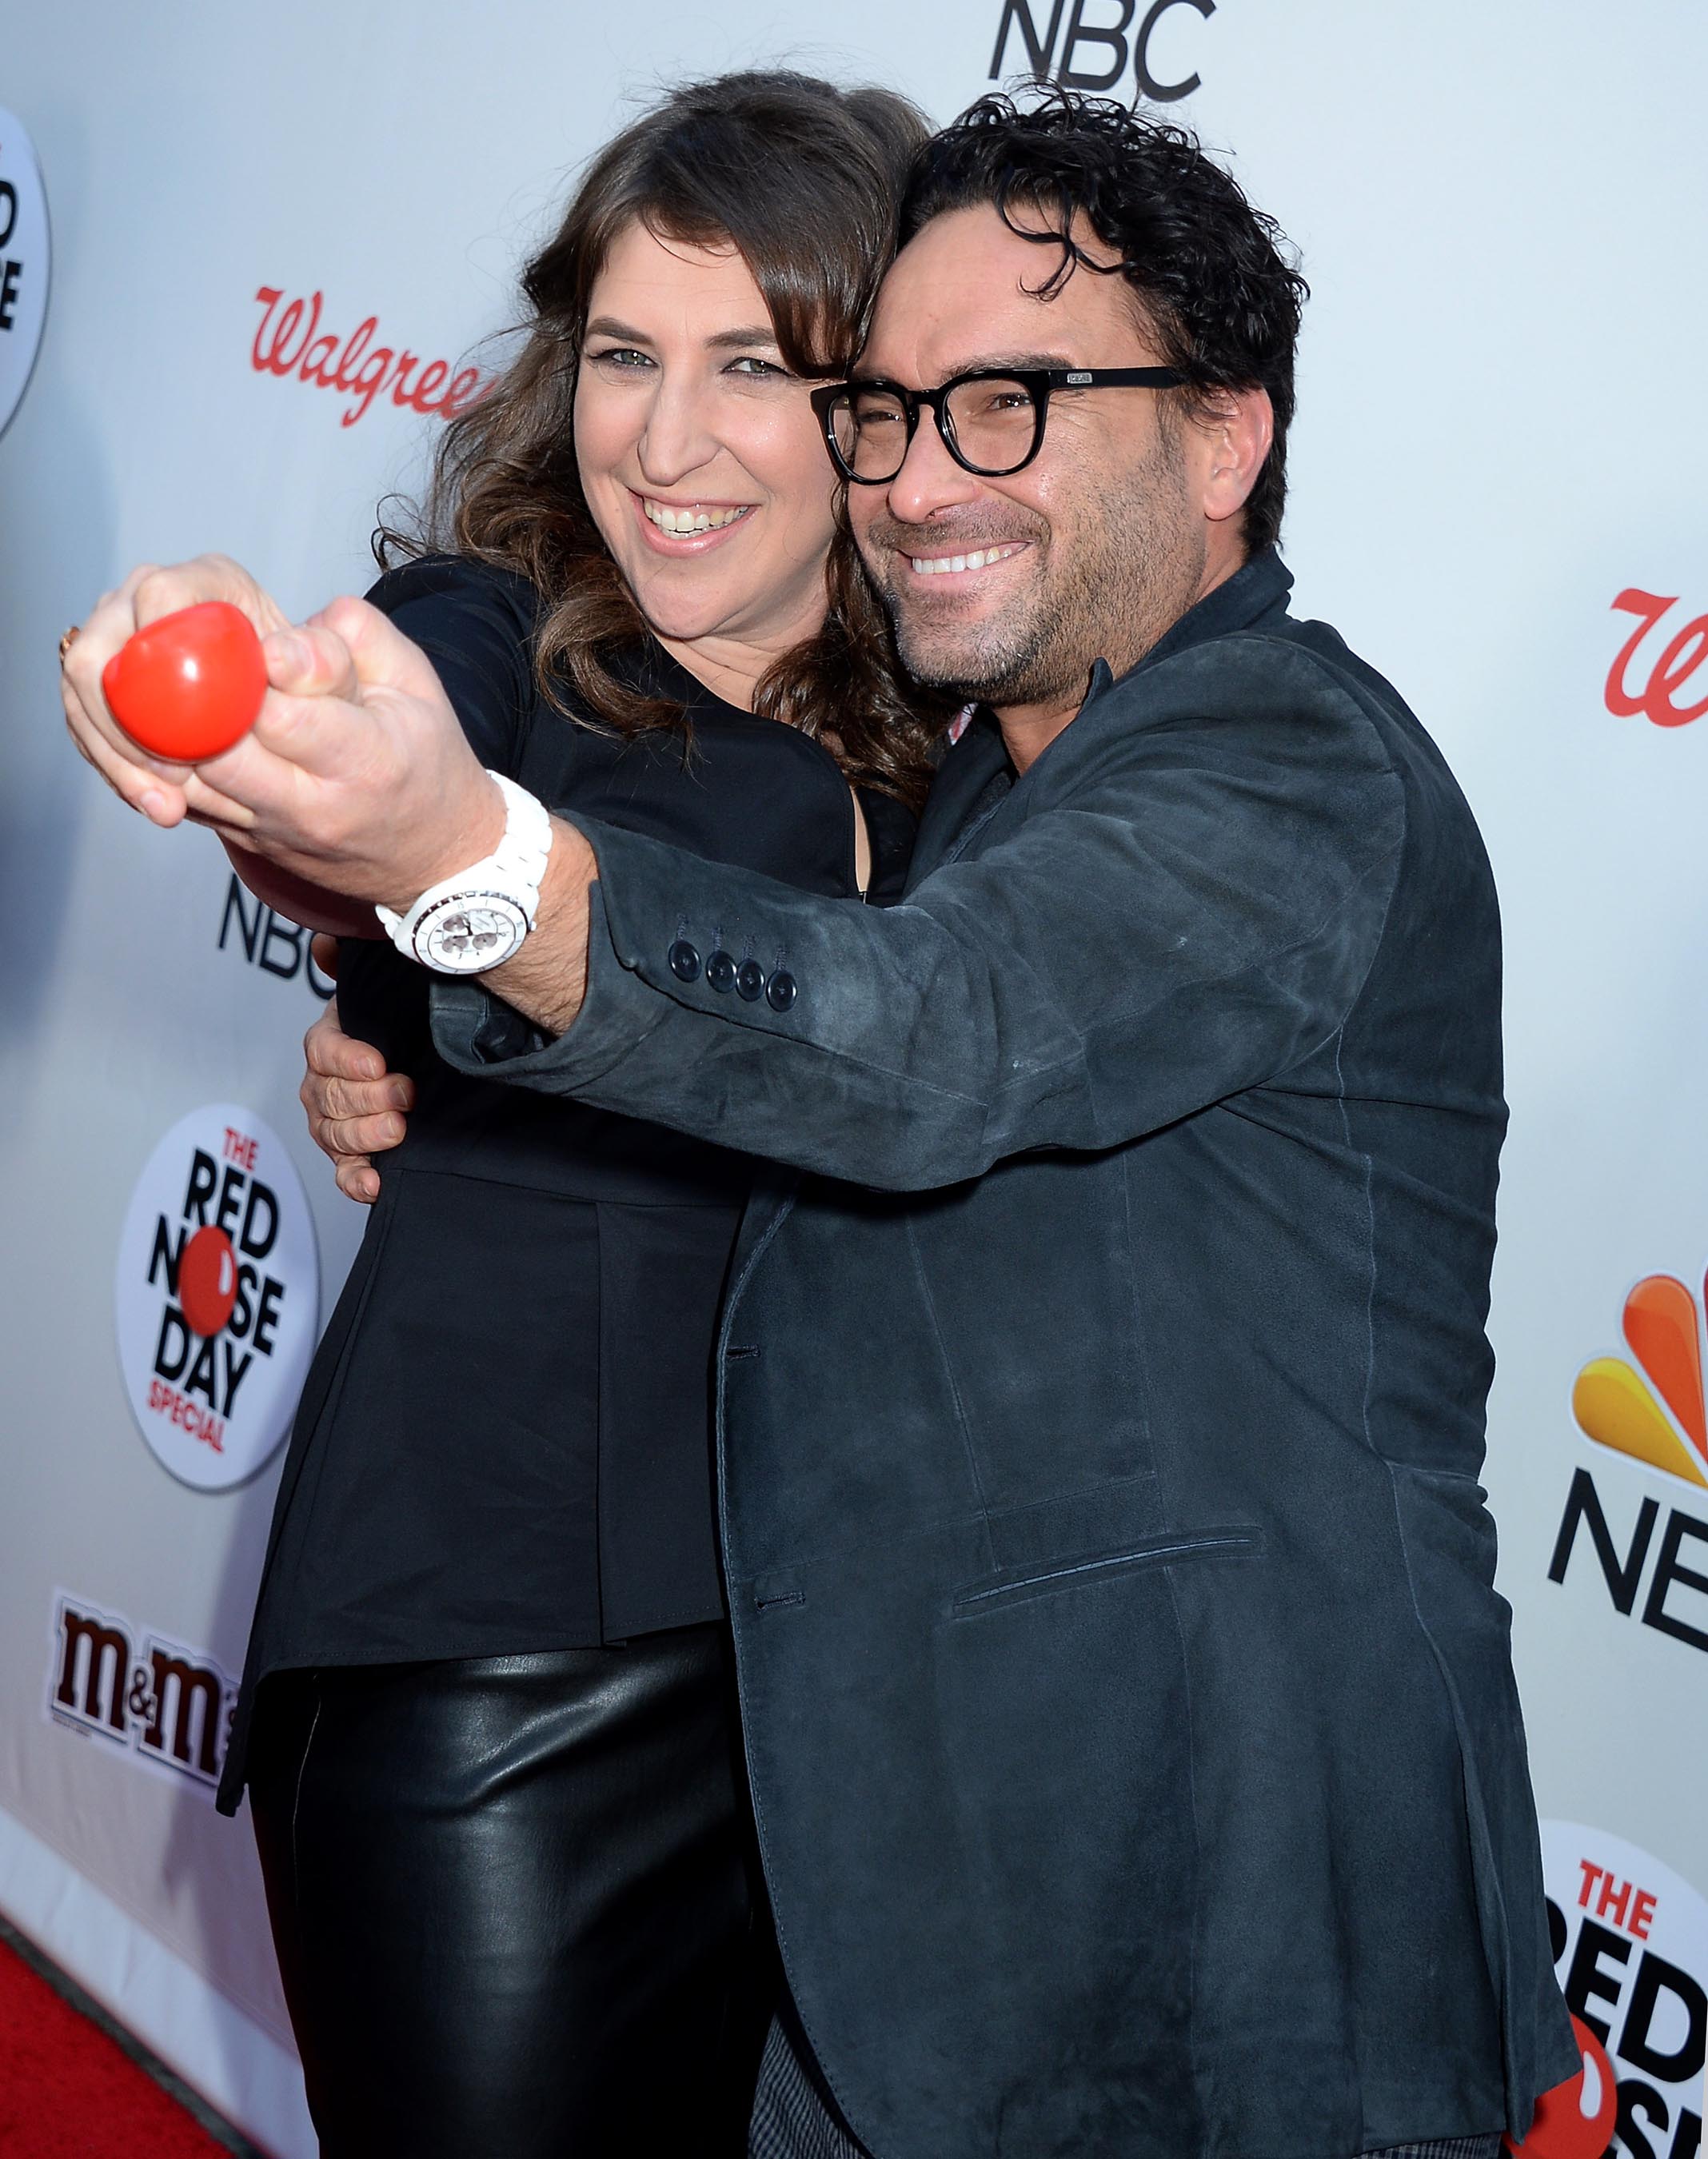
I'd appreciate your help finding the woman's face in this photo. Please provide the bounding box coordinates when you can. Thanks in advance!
[574,220,840,669]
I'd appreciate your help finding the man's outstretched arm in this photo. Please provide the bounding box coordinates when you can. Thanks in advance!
[446,640,1406,1194]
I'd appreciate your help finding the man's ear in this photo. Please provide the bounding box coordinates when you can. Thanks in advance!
[1195,385,1275,526]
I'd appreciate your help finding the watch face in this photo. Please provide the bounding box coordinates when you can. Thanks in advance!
[414,894,528,974]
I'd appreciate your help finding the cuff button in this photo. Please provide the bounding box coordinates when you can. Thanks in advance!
[736,960,765,1002]
[765,970,798,1013]
[706,949,737,992]
[668,940,701,984]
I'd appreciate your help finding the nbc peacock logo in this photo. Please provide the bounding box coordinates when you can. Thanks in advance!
[1550,1270,1708,1656]
[1573,1273,1708,1491]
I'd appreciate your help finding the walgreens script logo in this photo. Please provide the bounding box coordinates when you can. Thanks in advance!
[1506,1822,1706,2159]
[1606,591,1708,728]
[1549,1267,1708,1658]
[250,285,493,427]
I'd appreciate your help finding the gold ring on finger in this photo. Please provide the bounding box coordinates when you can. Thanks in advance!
[58,625,81,664]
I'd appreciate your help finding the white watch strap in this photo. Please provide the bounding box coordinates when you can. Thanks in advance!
[375,772,553,948]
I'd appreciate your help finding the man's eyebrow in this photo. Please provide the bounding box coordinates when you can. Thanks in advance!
[856,350,1080,382]
[964,351,1079,373]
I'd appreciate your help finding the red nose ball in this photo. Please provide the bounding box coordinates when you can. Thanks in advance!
[102,601,269,762]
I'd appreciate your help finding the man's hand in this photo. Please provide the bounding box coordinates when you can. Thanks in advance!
[163,596,506,912]
[301,940,413,1203]
[64,555,505,912]
[65,551,599,1039]
[61,556,292,830]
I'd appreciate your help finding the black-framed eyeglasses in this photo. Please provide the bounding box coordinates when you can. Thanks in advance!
[809,365,1187,485]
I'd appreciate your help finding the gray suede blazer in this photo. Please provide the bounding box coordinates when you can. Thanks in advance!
[433,549,1578,2158]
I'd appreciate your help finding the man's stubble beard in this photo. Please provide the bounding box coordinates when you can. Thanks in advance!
[871,433,1207,711]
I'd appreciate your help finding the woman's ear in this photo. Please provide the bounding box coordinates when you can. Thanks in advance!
[1196,385,1275,526]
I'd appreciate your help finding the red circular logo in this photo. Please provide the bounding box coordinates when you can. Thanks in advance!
[178,1224,238,1338]
[1506,2017,1618,2158]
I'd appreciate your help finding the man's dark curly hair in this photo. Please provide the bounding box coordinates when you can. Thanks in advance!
[899,90,1307,553]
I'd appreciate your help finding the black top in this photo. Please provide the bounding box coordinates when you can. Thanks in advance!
[218,553,914,1808]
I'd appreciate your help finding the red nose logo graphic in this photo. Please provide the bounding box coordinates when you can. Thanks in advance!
[178,1225,238,1338]
[1505,2017,1618,2157]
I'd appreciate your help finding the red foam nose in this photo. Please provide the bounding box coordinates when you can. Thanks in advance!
[102,601,268,762]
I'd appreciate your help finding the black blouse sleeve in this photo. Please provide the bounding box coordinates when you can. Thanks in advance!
[363,553,538,777]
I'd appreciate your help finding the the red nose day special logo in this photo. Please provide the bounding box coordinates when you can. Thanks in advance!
[0,106,50,442]
[1506,1823,1706,2159]
[114,1106,318,1491]
[1606,591,1708,728]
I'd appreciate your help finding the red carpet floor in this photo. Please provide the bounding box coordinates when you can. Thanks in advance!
[0,1937,233,2157]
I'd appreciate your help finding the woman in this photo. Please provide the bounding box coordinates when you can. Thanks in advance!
[65,70,942,2157]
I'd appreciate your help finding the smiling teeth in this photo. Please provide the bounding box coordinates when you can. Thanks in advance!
[643,500,752,534]
[908,543,1026,576]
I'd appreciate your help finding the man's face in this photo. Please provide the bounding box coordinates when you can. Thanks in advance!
[848,205,1223,717]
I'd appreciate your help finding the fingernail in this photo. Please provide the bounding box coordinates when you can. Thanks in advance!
[139,790,170,823]
[273,632,312,678]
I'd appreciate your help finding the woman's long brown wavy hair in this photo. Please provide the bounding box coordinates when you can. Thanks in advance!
[378,71,950,808]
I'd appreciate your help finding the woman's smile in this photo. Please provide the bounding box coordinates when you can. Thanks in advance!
[629,489,758,552]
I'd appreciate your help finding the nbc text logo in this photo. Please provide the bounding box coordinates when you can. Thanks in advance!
[989,0,1214,101]
[218,876,335,1001]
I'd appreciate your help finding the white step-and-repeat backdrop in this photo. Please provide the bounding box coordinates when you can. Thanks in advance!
[2,6,1704,2153]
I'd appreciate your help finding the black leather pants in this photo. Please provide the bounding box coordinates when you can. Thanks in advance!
[247,1626,776,2157]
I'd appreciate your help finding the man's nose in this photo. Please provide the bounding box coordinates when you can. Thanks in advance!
[883,409,983,526]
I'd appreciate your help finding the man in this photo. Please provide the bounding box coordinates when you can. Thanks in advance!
[66,93,1575,2159]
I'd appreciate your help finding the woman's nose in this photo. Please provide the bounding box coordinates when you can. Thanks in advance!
[635,377,722,488]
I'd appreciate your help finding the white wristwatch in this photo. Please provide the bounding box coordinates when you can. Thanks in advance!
[374,771,554,975]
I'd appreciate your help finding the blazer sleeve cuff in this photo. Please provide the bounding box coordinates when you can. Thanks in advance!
[427,816,803,1093]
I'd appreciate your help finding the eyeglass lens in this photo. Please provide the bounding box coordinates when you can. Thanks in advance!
[830,378,1041,481]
